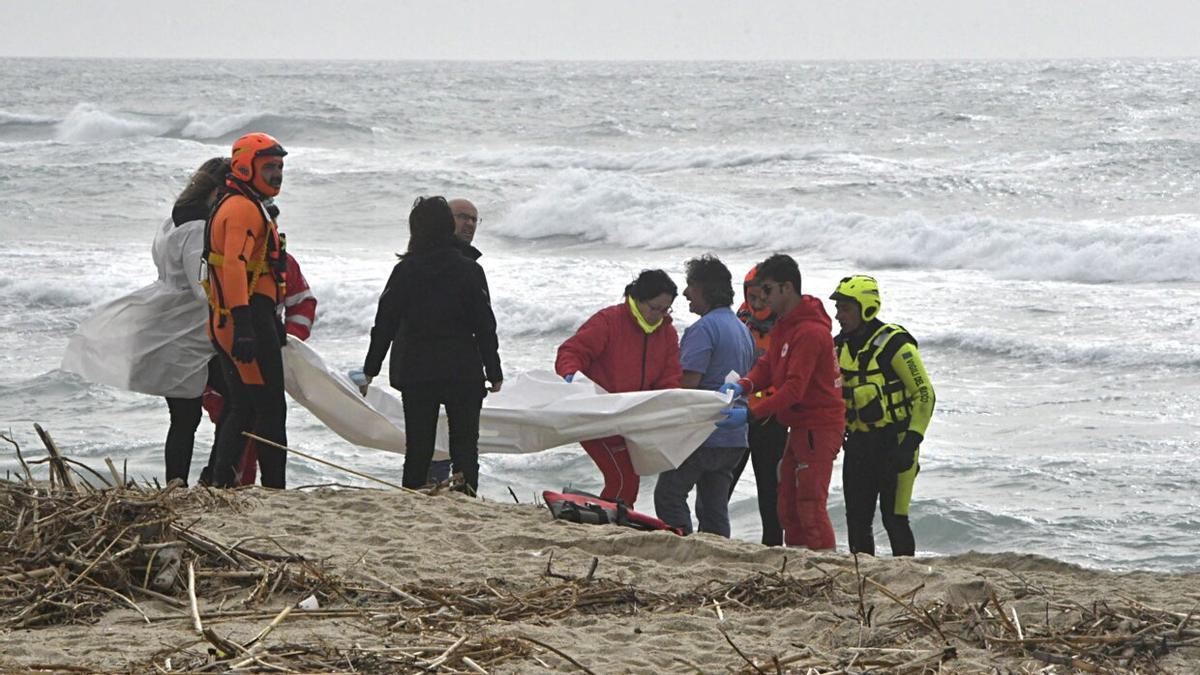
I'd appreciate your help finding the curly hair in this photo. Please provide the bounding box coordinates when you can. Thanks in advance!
[684,255,734,308]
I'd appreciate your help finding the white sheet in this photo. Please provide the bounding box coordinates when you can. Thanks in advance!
[61,217,213,399]
[282,339,730,475]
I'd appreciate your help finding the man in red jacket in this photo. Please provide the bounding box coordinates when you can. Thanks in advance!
[718,254,844,549]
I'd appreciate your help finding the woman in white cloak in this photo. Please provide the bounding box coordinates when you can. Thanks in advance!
[61,158,228,484]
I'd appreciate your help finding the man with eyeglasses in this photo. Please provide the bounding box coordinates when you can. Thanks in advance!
[427,198,485,485]
[718,254,844,550]
[449,199,482,258]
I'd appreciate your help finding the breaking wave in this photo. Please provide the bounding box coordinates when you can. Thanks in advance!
[0,104,375,145]
[490,169,1200,284]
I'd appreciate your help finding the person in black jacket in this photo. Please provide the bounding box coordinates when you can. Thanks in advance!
[359,196,503,494]
[427,197,485,485]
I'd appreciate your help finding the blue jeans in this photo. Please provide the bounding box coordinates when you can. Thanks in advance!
[654,446,747,537]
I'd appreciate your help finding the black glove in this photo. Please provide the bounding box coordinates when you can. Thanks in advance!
[892,431,922,474]
[229,305,257,364]
[275,313,288,347]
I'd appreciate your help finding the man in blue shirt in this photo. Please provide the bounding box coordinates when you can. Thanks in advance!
[654,255,755,536]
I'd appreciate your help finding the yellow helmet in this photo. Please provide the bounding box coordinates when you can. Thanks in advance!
[830,275,881,322]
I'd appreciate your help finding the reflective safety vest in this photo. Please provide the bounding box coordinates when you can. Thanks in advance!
[837,323,912,433]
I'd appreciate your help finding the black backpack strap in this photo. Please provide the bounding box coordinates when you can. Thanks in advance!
[874,325,915,383]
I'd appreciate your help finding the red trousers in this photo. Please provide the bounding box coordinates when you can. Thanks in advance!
[581,435,640,507]
[778,427,842,550]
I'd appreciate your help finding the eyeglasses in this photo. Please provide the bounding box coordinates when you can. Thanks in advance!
[454,212,481,225]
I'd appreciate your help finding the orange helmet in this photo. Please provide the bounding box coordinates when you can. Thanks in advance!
[231,132,287,197]
[742,265,766,304]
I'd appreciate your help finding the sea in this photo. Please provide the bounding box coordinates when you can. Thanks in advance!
[1,58,1198,572]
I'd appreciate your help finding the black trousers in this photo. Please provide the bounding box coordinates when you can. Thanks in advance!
[729,416,788,546]
[207,296,287,488]
[400,381,484,494]
[163,358,224,485]
[842,429,915,556]
[164,397,201,484]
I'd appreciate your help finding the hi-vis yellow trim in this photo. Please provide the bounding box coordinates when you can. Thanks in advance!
[204,251,270,274]
[201,236,270,318]
[627,296,663,334]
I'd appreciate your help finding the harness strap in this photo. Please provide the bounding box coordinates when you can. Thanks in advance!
[201,183,279,324]
[841,323,913,428]
[205,252,271,274]
[202,226,271,320]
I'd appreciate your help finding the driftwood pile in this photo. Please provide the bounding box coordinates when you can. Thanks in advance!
[713,559,1200,673]
[2,425,1199,673]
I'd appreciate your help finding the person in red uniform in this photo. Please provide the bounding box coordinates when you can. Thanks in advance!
[201,132,290,488]
[556,269,682,507]
[718,254,844,549]
[202,249,317,485]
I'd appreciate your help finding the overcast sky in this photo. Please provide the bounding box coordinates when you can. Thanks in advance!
[2,0,1197,61]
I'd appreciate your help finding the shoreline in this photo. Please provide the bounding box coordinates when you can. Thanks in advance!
[2,482,1198,673]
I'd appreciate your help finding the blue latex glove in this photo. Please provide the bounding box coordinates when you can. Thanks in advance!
[717,381,744,398]
[715,406,748,429]
[348,368,372,396]
[563,372,575,383]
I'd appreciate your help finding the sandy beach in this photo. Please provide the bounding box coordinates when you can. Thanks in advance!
[2,481,1198,674]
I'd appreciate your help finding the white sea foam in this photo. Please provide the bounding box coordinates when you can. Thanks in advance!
[491,169,1200,284]
[0,276,117,309]
[460,145,823,173]
[178,111,274,140]
[306,274,597,340]
[924,328,1200,370]
[0,110,58,125]
[32,104,370,145]
[54,104,168,143]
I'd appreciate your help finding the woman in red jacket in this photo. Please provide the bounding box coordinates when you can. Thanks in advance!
[555,269,682,506]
